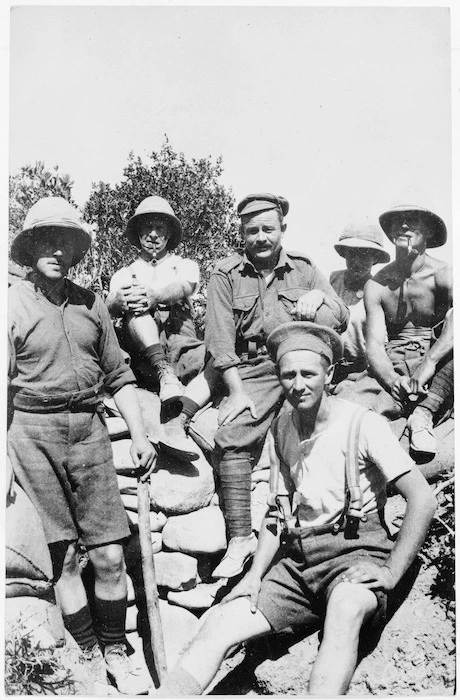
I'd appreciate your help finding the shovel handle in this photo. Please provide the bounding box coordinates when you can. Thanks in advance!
[137,476,168,683]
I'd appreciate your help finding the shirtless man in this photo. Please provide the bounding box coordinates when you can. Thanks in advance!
[363,202,453,454]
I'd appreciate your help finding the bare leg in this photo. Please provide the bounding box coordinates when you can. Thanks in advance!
[54,541,89,615]
[87,543,127,601]
[309,582,378,695]
[156,598,272,694]
[126,311,161,349]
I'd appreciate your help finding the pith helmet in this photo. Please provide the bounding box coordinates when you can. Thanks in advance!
[11,196,92,268]
[379,204,447,248]
[334,222,390,264]
[237,193,289,218]
[125,196,183,250]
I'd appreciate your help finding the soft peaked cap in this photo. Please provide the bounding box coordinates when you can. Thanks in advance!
[11,196,92,268]
[237,193,289,218]
[267,322,343,365]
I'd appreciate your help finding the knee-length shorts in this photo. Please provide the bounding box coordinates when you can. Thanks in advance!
[257,514,394,633]
[8,409,130,547]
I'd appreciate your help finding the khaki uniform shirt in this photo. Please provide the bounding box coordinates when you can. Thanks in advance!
[206,248,349,370]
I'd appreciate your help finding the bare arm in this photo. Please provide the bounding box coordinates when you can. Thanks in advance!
[112,384,157,480]
[346,468,437,590]
[107,279,194,318]
[364,279,399,392]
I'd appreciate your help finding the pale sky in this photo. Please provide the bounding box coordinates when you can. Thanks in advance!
[8,4,454,274]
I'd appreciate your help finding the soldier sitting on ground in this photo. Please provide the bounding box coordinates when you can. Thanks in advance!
[330,221,390,384]
[338,200,453,456]
[151,321,436,696]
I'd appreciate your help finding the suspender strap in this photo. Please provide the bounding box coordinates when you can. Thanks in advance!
[345,406,368,517]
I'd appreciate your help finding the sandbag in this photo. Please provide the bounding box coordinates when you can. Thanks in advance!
[6,482,53,598]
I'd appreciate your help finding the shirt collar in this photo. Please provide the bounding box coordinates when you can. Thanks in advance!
[239,247,293,274]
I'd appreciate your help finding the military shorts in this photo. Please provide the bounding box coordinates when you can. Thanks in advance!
[257,513,393,633]
[8,409,130,547]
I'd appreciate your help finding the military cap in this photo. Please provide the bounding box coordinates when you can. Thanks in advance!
[11,196,92,268]
[125,196,183,251]
[379,204,447,248]
[237,193,289,218]
[334,222,390,264]
[267,321,343,365]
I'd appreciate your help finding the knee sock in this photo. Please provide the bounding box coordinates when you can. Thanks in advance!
[144,344,166,366]
[181,397,201,419]
[419,357,454,416]
[219,457,253,538]
[153,667,203,696]
[93,596,127,649]
[63,605,98,651]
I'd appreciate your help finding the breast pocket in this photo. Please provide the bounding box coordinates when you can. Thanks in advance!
[232,294,259,333]
[277,287,308,317]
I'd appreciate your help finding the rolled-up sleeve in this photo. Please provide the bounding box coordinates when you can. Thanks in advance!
[205,270,240,370]
[95,296,137,394]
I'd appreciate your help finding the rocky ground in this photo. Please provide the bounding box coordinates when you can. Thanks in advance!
[207,562,455,696]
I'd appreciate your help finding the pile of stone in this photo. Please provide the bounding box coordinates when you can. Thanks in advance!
[105,387,270,657]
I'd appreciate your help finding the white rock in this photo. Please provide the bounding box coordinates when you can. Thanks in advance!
[106,415,130,439]
[127,510,168,532]
[158,600,200,668]
[153,551,198,590]
[149,448,216,515]
[162,506,227,554]
[151,532,162,554]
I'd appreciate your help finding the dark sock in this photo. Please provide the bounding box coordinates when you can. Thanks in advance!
[181,397,201,419]
[63,605,98,651]
[93,596,127,649]
[219,457,252,538]
[144,344,166,366]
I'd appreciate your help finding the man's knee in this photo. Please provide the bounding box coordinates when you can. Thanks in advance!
[327,582,377,631]
[89,543,126,580]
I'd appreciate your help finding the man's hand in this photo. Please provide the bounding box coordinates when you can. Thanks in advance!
[218,391,258,427]
[341,561,396,592]
[220,571,263,613]
[409,358,436,396]
[130,437,157,482]
[291,290,325,321]
[390,375,413,404]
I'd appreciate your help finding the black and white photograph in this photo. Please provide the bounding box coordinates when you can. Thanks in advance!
[4,1,457,695]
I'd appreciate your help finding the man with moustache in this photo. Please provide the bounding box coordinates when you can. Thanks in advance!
[8,197,155,694]
[205,193,349,579]
[343,201,453,456]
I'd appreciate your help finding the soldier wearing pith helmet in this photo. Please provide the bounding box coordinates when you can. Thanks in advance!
[205,192,349,579]
[8,196,155,694]
[340,197,453,457]
[107,195,206,409]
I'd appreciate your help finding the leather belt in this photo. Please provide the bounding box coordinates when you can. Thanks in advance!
[13,381,105,413]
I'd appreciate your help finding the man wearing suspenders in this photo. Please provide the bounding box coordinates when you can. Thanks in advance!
[152,321,436,696]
